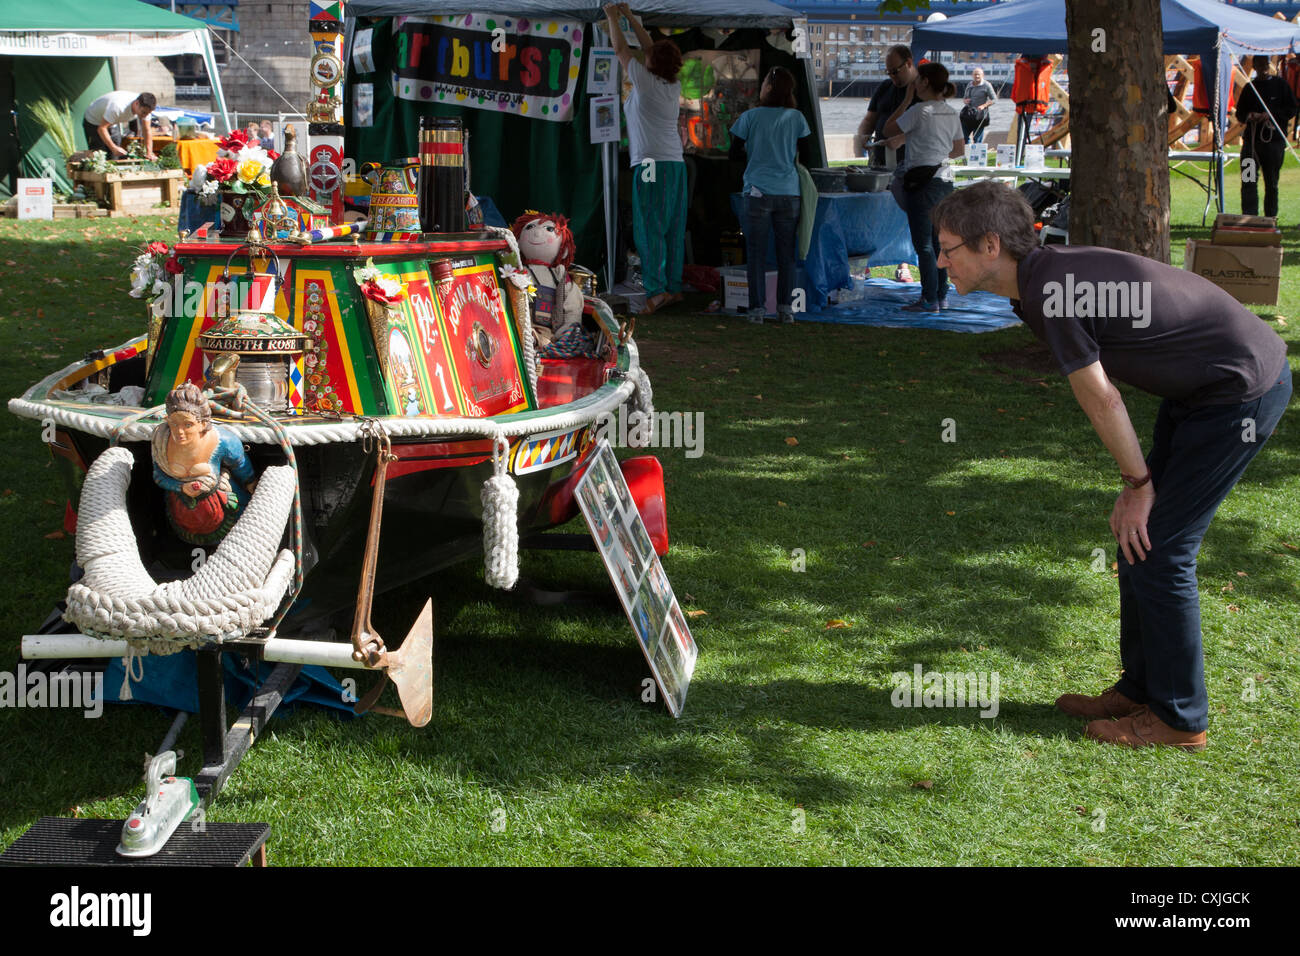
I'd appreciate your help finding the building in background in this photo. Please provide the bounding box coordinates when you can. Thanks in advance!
[141,0,310,121]
[799,1,1019,96]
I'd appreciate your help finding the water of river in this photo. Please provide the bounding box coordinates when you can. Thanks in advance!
[819,95,1021,138]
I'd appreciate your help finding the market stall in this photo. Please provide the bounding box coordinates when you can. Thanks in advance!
[911,0,1300,216]
[343,1,826,286]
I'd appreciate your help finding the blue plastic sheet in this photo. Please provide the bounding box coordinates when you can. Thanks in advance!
[732,191,918,307]
[801,192,918,307]
[798,277,1021,334]
[103,649,356,717]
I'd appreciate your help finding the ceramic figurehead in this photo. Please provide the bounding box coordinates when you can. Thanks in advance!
[510,212,586,347]
[151,382,257,545]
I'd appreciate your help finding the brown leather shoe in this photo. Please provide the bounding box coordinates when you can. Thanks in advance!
[1085,706,1207,752]
[1055,684,1143,720]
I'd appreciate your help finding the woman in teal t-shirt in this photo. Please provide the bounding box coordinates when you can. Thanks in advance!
[729,68,810,324]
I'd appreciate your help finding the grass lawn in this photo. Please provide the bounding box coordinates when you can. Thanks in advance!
[0,164,1296,867]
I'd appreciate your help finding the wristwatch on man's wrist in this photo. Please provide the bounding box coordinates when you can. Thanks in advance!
[1121,471,1152,490]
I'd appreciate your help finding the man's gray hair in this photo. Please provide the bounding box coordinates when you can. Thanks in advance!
[932,181,1038,261]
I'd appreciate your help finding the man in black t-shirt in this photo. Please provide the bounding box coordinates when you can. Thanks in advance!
[1237,55,1298,219]
[932,181,1292,752]
[853,45,917,162]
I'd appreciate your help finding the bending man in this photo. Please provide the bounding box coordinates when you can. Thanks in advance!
[933,181,1291,751]
[83,91,157,160]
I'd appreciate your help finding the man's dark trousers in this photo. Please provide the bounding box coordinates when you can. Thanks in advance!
[1114,363,1292,732]
[1240,125,1286,218]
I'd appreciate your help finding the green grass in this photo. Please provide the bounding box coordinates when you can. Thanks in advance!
[0,168,1297,866]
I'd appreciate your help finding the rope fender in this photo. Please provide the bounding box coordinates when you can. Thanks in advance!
[63,446,296,644]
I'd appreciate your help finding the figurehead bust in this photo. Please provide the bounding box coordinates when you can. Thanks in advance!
[152,382,257,545]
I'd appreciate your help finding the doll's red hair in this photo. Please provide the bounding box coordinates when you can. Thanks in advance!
[510,211,576,268]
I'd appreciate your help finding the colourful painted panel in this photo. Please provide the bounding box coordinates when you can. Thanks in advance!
[296,267,384,416]
[309,1,342,23]
[389,270,460,416]
[512,426,585,475]
[430,257,532,418]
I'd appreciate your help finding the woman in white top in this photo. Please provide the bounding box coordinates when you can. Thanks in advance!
[605,3,686,315]
[884,62,964,312]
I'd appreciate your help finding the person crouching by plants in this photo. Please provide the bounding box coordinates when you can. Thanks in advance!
[883,63,965,312]
[83,91,157,160]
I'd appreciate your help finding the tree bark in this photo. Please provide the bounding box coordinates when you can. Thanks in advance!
[1065,0,1171,262]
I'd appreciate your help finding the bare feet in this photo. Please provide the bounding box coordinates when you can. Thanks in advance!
[636,292,672,315]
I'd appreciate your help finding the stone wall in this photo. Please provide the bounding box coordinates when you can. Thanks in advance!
[112,57,177,104]
[217,1,314,122]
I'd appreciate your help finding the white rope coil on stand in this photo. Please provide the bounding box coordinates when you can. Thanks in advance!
[481,434,520,590]
[64,447,297,648]
[627,367,655,448]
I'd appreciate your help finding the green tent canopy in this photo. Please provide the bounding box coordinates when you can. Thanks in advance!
[1,0,231,198]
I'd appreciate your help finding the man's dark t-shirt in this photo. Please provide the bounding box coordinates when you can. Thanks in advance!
[1235,74,1298,131]
[868,79,911,162]
[1011,246,1288,406]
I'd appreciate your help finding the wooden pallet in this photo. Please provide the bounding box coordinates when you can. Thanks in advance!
[52,203,107,219]
[71,168,184,217]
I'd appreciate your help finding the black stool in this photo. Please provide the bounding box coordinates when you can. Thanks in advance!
[1,817,270,867]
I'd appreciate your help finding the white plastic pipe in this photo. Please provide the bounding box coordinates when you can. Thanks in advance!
[22,634,373,670]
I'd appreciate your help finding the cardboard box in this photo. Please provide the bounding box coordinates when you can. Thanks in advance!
[1185,239,1282,305]
[720,266,778,313]
[1211,213,1280,247]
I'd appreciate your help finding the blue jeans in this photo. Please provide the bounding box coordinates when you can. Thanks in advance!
[901,177,953,305]
[743,193,800,315]
[1114,363,1292,732]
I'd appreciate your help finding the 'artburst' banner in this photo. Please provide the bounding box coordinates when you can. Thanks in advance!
[392,14,584,122]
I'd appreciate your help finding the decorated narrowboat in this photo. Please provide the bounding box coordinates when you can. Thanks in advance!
[7,0,665,730]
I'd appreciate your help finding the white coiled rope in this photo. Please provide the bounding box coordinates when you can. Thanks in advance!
[481,434,520,590]
[10,341,641,447]
[628,367,655,448]
[64,447,296,648]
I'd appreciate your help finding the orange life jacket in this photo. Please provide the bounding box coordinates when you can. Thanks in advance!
[1190,56,1235,116]
[1285,58,1300,99]
[1012,57,1053,115]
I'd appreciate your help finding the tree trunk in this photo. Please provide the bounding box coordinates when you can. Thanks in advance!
[1065,0,1171,262]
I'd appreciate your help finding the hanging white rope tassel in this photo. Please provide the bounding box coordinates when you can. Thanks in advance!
[628,367,655,448]
[119,646,144,702]
[481,434,520,590]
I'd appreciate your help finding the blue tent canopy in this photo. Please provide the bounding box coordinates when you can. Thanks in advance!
[912,0,1300,212]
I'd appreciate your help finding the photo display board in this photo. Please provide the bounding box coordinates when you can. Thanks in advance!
[575,441,697,716]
